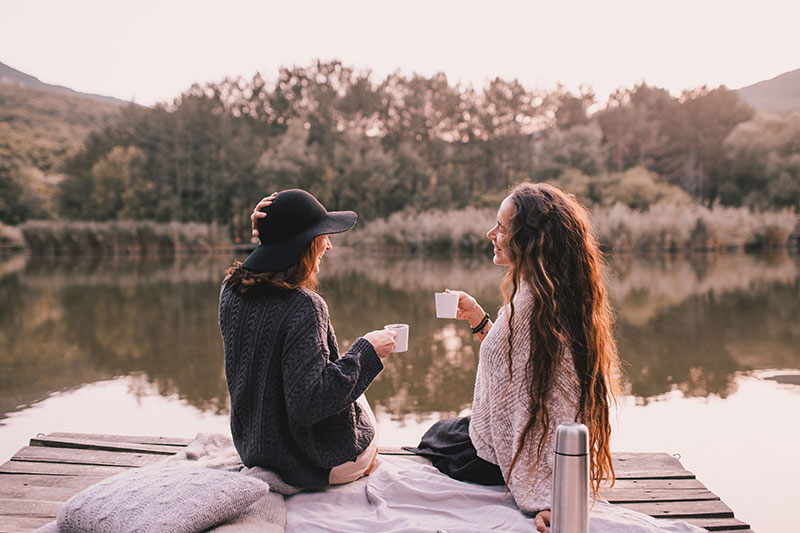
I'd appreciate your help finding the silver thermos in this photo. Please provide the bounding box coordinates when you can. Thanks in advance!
[551,422,589,533]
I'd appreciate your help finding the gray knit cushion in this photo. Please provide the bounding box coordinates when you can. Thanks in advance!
[56,464,270,533]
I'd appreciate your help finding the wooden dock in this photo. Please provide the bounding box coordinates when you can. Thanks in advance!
[0,433,752,532]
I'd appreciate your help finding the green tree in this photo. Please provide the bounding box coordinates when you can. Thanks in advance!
[86,146,153,219]
[533,123,606,179]
[553,87,594,129]
[669,86,754,201]
[595,84,676,173]
[723,112,800,208]
[0,162,49,224]
[596,167,692,209]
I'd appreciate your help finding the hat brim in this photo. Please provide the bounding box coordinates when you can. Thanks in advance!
[242,210,357,272]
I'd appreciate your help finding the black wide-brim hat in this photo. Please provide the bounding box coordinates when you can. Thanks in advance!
[242,189,357,272]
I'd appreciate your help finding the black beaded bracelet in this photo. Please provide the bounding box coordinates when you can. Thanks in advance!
[471,313,490,334]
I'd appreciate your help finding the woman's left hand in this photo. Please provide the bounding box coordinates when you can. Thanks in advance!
[251,192,278,239]
[534,510,551,532]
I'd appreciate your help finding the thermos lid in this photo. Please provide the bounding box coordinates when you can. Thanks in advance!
[555,422,589,456]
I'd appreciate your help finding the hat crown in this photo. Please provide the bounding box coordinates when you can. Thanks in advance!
[257,189,327,245]
[242,188,356,273]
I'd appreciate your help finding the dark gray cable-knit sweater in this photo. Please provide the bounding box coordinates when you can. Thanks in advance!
[219,283,384,488]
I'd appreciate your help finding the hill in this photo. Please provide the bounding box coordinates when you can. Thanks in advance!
[0,60,128,105]
[737,68,800,114]
[0,61,128,173]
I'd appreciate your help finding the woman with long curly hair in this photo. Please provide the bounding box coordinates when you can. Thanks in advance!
[443,182,621,531]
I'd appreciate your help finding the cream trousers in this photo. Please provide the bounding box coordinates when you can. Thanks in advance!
[328,395,379,485]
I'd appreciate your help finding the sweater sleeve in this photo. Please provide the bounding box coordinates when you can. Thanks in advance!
[281,294,384,427]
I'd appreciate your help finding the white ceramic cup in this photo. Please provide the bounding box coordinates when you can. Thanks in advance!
[435,292,459,319]
[384,323,409,352]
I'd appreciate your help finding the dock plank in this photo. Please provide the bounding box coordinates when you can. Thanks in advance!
[30,435,180,455]
[607,478,707,490]
[0,473,104,490]
[601,486,718,503]
[600,477,718,504]
[679,518,753,531]
[617,499,734,519]
[611,452,694,480]
[0,499,60,518]
[0,516,53,533]
[42,432,192,447]
[0,482,79,504]
[11,446,164,468]
[0,460,130,477]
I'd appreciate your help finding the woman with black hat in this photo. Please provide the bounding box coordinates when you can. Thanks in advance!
[220,189,397,488]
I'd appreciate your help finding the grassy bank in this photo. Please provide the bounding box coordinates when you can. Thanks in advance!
[345,202,799,253]
[15,220,232,254]
[4,202,797,255]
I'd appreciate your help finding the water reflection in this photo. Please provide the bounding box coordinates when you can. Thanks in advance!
[1,251,798,424]
[0,254,231,420]
[606,253,800,399]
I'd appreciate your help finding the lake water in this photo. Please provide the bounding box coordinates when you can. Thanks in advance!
[1,250,798,533]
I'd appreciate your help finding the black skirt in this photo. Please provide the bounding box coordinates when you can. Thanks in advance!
[403,416,505,486]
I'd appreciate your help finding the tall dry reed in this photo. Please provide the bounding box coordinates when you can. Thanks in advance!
[348,202,798,253]
[343,207,496,253]
[19,220,232,254]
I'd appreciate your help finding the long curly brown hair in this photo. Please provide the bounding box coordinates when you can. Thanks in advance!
[501,182,620,497]
[223,235,327,295]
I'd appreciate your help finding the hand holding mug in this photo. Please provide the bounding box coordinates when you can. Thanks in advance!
[363,329,397,359]
[444,289,484,324]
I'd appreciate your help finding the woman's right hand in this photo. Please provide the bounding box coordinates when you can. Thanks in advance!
[445,289,484,324]
[363,329,397,359]
[251,192,278,240]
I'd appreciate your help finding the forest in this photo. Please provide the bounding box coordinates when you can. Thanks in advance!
[2,60,799,245]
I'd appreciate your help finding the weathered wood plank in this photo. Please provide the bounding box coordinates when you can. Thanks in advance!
[602,487,718,503]
[42,432,192,447]
[30,435,180,455]
[0,460,131,477]
[0,481,78,503]
[677,517,753,531]
[11,446,163,468]
[600,475,719,504]
[0,499,60,518]
[0,474,105,490]
[0,515,53,533]
[618,499,734,519]
[605,478,707,490]
[611,453,694,480]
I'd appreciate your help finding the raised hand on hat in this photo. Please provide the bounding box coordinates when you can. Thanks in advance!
[251,192,278,239]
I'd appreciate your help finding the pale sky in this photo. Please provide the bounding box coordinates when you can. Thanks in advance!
[1,0,798,106]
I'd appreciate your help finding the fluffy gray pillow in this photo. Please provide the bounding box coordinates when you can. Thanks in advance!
[56,464,270,533]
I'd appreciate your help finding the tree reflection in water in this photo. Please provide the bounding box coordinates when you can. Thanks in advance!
[1,251,798,422]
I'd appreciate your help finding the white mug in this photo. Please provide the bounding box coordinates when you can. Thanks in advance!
[435,292,459,319]
[384,323,409,352]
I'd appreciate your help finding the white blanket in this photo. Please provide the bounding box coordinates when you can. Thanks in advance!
[286,455,706,533]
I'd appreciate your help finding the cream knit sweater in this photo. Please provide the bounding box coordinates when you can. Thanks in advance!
[469,282,581,514]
